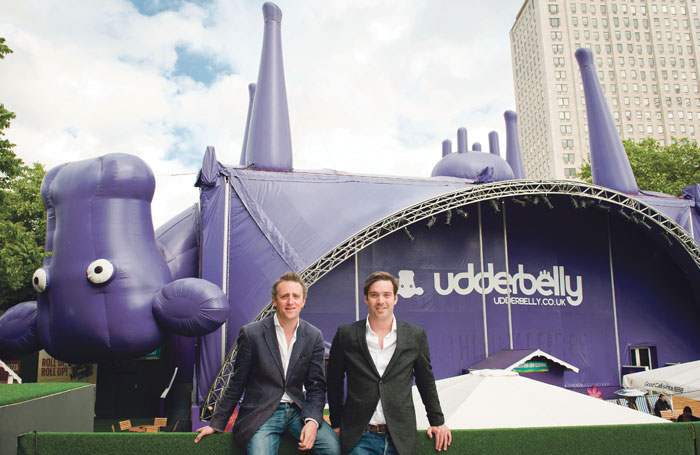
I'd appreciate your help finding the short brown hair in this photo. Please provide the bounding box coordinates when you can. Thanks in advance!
[363,271,398,297]
[271,271,308,300]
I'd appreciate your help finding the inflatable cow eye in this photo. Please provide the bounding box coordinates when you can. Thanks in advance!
[32,268,49,293]
[86,259,115,285]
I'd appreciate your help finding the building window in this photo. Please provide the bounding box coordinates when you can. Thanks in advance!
[564,168,577,177]
[630,346,656,370]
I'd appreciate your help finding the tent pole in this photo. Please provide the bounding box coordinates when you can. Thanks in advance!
[689,209,695,240]
[502,201,514,350]
[607,214,622,385]
[354,253,359,321]
[221,176,231,363]
[478,202,489,358]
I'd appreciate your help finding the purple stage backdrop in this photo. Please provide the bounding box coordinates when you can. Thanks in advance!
[301,197,700,392]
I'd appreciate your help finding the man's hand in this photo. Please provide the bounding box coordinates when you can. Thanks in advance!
[298,420,319,450]
[194,425,216,443]
[427,424,451,452]
[333,427,340,436]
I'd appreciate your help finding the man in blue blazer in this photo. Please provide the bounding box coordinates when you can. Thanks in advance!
[327,271,451,455]
[195,272,340,454]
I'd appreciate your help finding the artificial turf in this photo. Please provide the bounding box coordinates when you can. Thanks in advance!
[0,382,91,406]
[16,423,700,455]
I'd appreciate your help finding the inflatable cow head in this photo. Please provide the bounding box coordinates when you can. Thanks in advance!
[0,153,228,363]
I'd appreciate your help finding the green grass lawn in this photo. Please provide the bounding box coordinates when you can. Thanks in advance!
[0,382,91,406]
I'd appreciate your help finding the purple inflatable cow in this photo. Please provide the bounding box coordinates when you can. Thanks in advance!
[0,153,228,363]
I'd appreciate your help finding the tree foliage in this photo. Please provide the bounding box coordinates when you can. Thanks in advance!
[0,38,47,312]
[577,137,700,196]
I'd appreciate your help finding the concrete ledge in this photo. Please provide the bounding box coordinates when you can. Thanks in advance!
[2,384,94,455]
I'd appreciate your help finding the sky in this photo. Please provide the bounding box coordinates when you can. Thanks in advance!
[1,0,526,226]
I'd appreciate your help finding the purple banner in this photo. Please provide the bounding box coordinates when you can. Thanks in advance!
[303,197,700,391]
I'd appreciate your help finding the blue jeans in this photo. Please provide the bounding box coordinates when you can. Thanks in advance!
[348,431,398,455]
[247,402,340,455]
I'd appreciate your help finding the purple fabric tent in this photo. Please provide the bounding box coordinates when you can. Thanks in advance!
[194,149,700,412]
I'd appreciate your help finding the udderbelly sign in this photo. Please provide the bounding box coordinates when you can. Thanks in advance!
[432,263,583,306]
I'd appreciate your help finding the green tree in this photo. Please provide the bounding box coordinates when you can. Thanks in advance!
[0,37,47,313]
[577,137,700,196]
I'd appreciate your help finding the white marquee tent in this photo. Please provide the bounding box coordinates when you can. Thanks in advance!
[412,370,667,429]
[622,360,700,401]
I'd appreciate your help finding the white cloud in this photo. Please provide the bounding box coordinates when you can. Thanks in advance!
[1,0,525,226]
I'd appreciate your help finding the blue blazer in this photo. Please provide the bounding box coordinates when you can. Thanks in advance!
[210,316,327,446]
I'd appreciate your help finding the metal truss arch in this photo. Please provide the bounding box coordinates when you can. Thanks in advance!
[201,179,700,420]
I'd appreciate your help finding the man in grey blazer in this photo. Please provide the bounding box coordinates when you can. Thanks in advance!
[327,271,451,455]
[195,272,340,455]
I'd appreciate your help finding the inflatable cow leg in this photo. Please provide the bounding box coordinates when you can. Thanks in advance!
[153,278,229,337]
[0,301,42,357]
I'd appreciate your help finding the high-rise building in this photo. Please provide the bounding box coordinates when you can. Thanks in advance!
[510,0,700,180]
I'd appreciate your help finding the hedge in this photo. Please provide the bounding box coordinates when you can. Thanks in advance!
[17,423,700,455]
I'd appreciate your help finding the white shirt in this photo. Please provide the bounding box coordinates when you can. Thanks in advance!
[273,313,298,403]
[365,316,398,425]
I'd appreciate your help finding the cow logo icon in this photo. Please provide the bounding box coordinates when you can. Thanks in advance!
[397,270,424,299]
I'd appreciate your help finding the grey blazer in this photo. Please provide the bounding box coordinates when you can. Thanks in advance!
[210,317,326,446]
[327,319,445,455]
